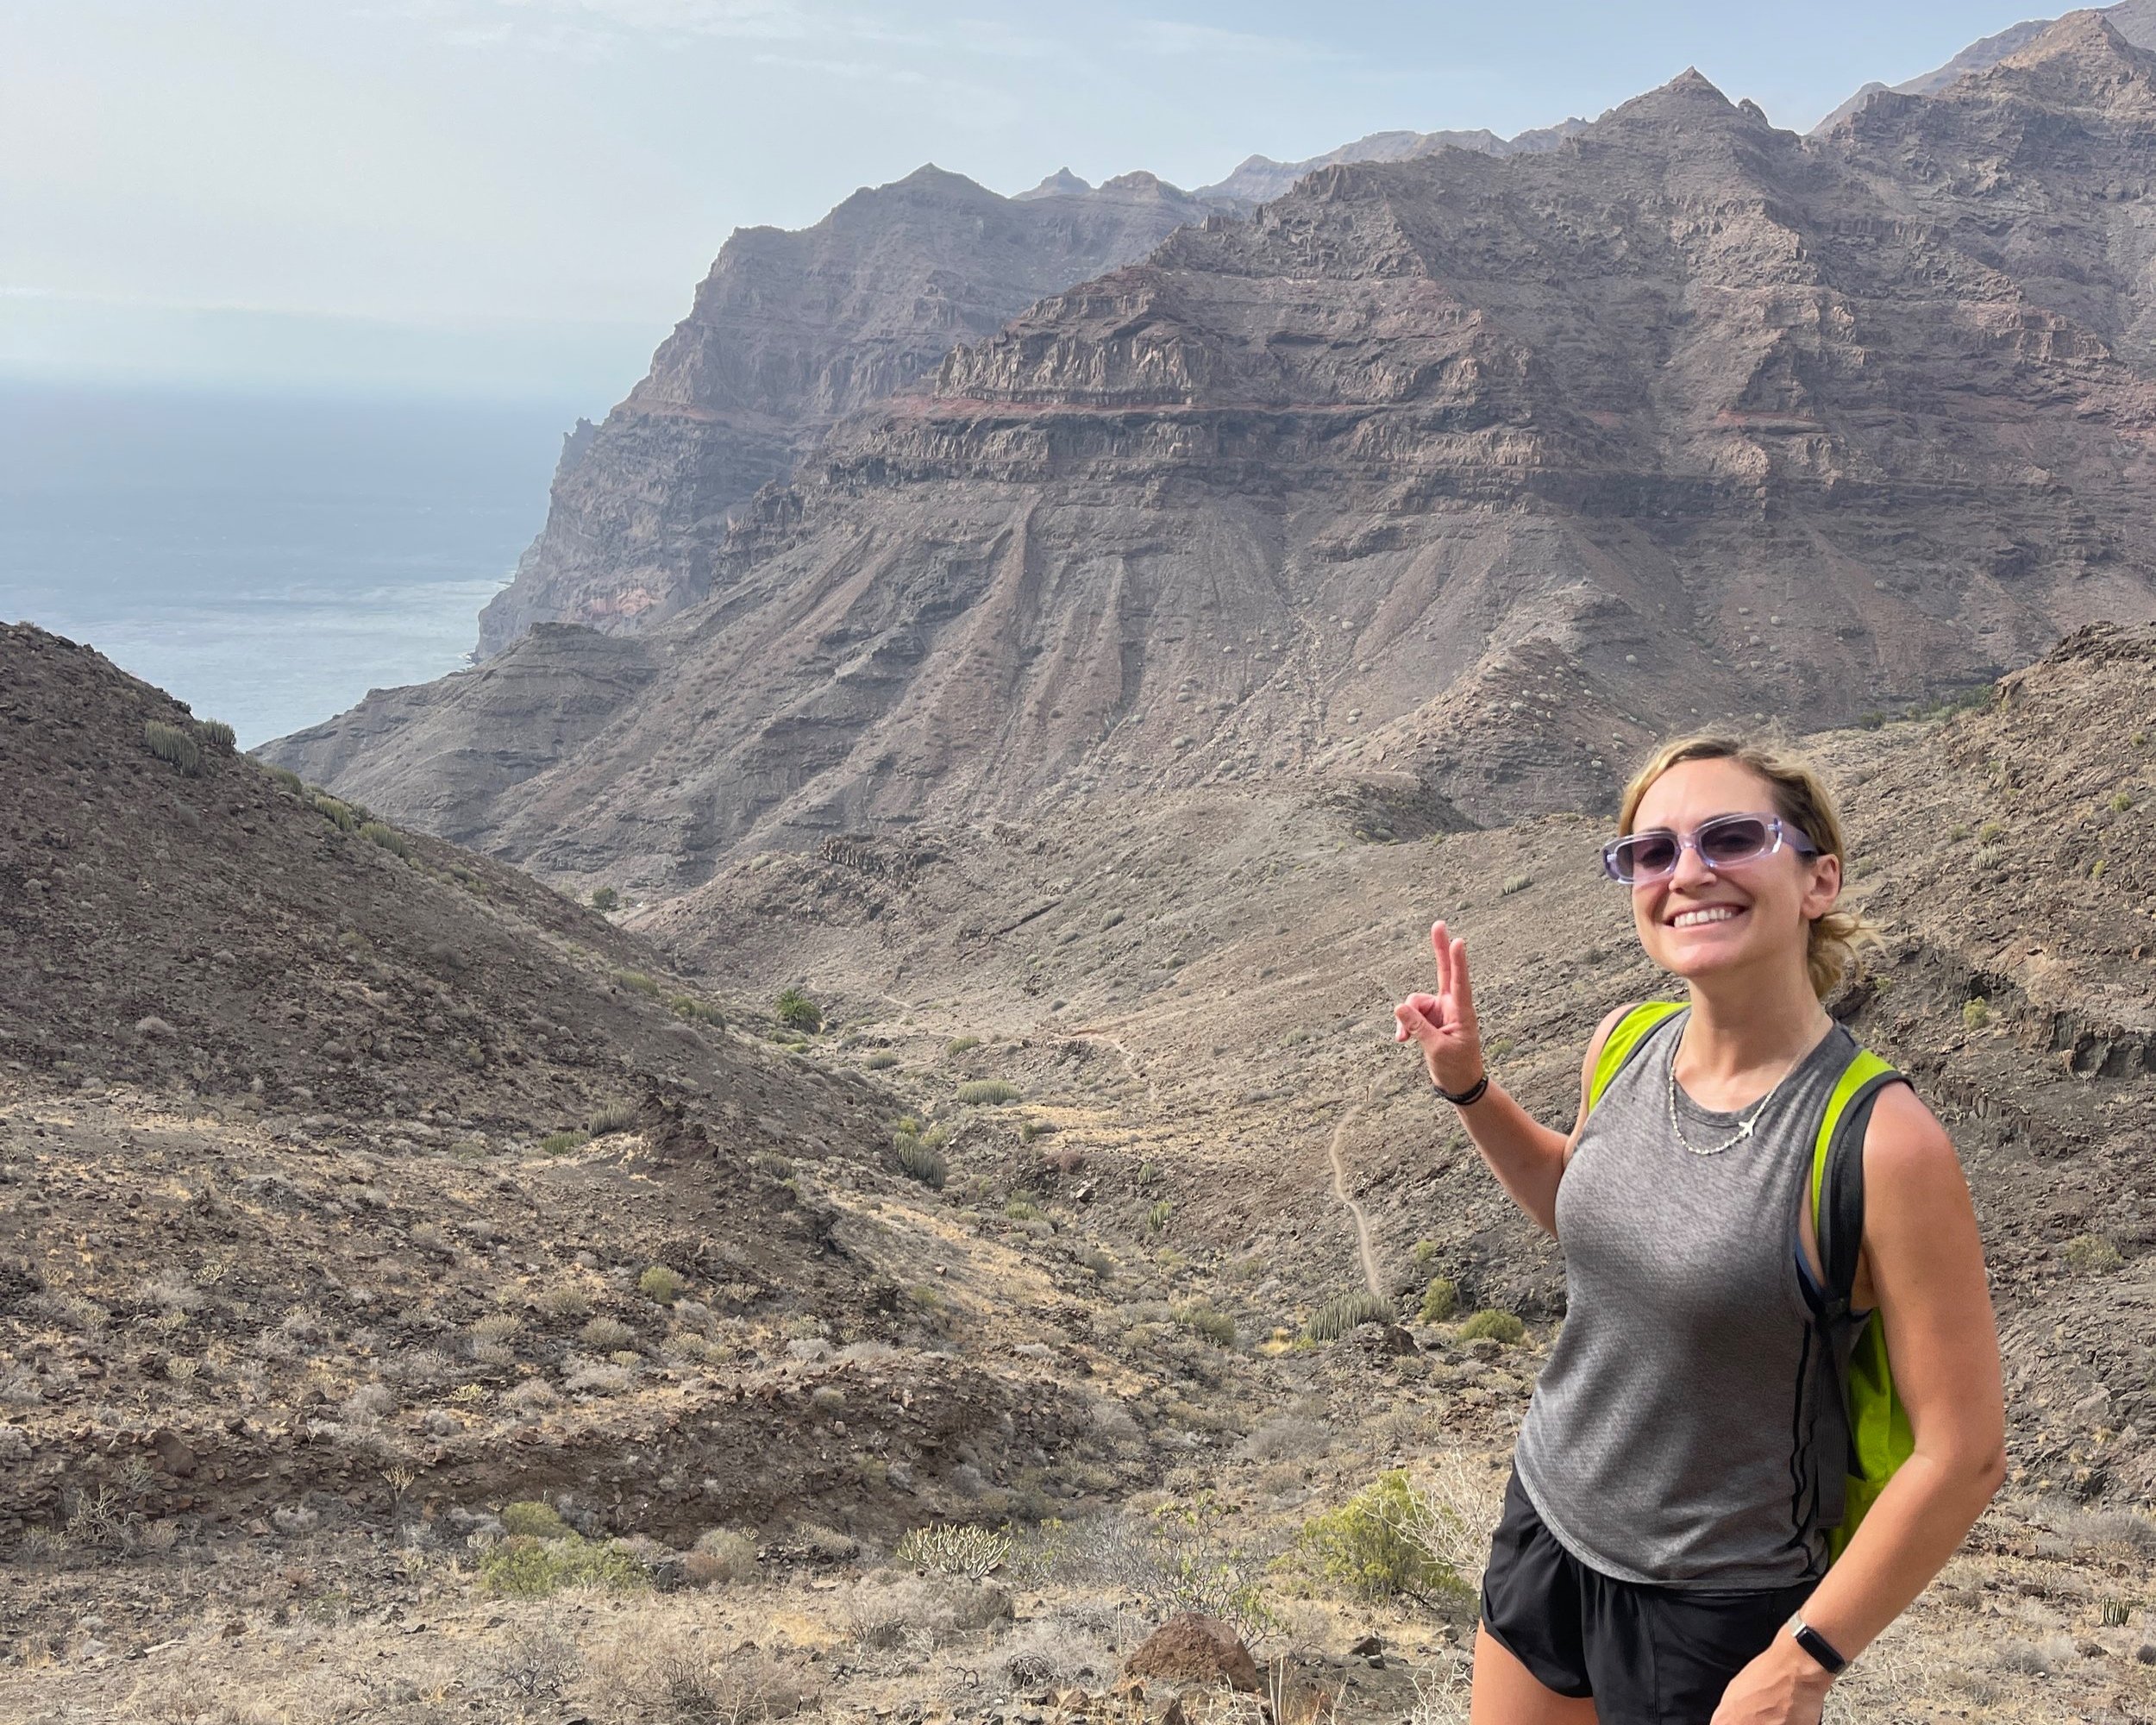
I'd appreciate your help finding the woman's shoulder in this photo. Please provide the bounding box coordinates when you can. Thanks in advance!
[1860,1075,1954,1182]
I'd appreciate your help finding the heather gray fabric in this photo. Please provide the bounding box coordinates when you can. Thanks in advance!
[1513,1006,1853,1590]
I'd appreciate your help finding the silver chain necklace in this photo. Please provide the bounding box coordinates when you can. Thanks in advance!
[1665,1031,1803,1157]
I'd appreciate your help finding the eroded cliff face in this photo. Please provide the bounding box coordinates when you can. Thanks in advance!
[278,18,2156,899]
[475,166,1220,656]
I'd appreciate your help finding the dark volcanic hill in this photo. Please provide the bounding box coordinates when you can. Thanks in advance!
[272,16,2156,899]
[476,166,1221,656]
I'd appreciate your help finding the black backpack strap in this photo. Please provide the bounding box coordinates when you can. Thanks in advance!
[1816,1066,1908,1316]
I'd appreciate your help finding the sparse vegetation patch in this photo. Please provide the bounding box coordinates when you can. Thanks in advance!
[1303,1291,1393,1342]
[143,720,202,775]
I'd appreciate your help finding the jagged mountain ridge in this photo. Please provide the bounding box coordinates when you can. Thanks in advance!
[474,166,1225,656]
[269,16,2156,898]
[480,124,1604,660]
[1811,0,2156,132]
[1191,118,1592,205]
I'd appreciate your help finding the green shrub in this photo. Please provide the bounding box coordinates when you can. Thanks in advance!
[539,1129,590,1155]
[580,1315,634,1349]
[359,821,411,860]
[945,1035,982,1057]
[1411,1239,1440,1269]
[1145,1199,1174,1237]
[1005,1199,1047,1223]
[1457,1308,1525,1345]
[1417,1276,1459,1324]
[587,1101,639,1138]
[144,720,202,775]
[2110,791,2135,813]
[893,1524,1011,1579]
[611,969,661,997]
[864,1051,899,1070]
[895,1133,948,1190]
[956,1080,1020,1106]
[775,988,822,1032]
[1298,1471,1473,1606]
[1302,1292,1393,1343]
[686,1527,758,1584]
[500,1500,571,1539]
[1977,820,2006,844]
[589,886,619,913]
[668,994,724,1026]
[196,718,236,750]
[308,790,359,832]
[1500,874,1532,895]
[1962,1000,1989,1031]
[539,1284,593,1320]
[2091,858,2109,880]
[479,1534,647,1597]
[638,1264,683,1304]
[2065,1234,2124,1276]
[1174,1303,1236,1348]
[264,764,304,794]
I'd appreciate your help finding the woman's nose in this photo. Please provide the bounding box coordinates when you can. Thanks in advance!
[1668,836,1718,888]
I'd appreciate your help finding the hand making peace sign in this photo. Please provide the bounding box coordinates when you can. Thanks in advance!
[1393,919,1484,1095]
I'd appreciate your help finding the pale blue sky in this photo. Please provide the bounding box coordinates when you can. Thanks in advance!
[3,1,2053,400]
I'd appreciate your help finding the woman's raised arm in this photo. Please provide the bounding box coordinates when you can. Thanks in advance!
[1394,920,1628,1236]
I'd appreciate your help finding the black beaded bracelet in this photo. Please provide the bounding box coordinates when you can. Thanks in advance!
[1435,1072,1489,1107]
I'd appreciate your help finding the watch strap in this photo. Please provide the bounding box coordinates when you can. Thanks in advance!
[1789,1615,1848,1676]
[1435,1072,1489,1107]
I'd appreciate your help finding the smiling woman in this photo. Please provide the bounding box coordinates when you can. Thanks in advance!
[1392,732,2005,1725]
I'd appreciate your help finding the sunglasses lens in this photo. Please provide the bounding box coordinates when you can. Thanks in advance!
[1699,816,1772,865]
[1618,833,1678,881]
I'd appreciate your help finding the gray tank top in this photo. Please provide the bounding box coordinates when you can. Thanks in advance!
[1513,1005,1852,1590]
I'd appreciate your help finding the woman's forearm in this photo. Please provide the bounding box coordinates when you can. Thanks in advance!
[1451,1082,1570,1234]
[1789,1443,2006,1665]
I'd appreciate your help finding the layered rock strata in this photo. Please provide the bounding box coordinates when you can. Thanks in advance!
[277,18,2156,899]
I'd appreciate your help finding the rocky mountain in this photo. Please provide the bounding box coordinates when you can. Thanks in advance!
[474,166,1223,656]
[1193,118,1589,205]
[276,14,2156,899]
[1812,0,2156,132]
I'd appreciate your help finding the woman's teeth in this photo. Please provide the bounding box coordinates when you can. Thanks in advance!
[1671,906,1743,927]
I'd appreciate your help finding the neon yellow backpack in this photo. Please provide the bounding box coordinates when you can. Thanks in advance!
[1586,1000,1913,1561]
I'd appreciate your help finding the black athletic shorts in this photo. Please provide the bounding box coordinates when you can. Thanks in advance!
[1479,1469,1818,1725]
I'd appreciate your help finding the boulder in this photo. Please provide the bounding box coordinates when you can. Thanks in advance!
[1123,1613,1262,1693]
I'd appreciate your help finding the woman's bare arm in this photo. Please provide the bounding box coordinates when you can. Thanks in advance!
[1394,921,1629,1235]
[1710,1083,2006,1723]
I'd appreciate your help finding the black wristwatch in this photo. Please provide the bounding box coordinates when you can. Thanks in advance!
[1435,1071,1489,1107]
[1788,1615,1848,1677]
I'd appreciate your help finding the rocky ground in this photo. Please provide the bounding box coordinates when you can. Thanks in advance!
[5,622,2156,1722]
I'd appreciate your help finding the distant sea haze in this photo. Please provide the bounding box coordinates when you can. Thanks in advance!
[0,380,582,748]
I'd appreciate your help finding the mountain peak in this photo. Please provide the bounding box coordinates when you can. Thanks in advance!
[1016,167,1093,201]
[1998,7,2141,72]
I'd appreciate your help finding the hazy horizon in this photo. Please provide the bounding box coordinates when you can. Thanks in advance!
[5,1,2064,403]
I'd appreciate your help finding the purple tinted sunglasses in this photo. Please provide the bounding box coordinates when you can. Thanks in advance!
[1601,812,1818,885]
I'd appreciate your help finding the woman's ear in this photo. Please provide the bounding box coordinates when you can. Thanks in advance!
[1801,850,1843,920]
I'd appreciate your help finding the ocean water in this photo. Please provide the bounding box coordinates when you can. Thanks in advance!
[0,380,589,747]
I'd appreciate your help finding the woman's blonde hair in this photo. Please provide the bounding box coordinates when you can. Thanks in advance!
[1618,732,1880,1000]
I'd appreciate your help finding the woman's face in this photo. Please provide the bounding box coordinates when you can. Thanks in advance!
[1627,757,1842,988]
